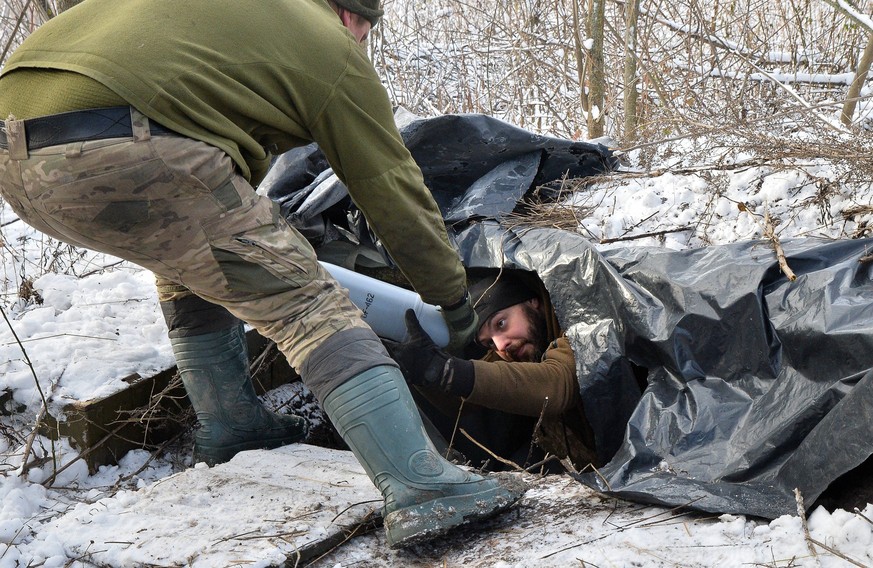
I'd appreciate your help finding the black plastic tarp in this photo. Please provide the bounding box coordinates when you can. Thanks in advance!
[454,222,873,519]
[260,110,617,250]
[260,111,873,519]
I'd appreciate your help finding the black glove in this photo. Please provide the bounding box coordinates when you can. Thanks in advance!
[387,309,474,397]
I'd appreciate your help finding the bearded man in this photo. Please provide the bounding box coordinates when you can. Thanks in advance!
[389,271,599,471]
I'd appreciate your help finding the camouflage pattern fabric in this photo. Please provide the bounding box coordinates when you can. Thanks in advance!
[0,108,369,371]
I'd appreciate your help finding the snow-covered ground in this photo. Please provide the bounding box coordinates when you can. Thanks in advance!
[3,120,873,565]
[8,444,873,568]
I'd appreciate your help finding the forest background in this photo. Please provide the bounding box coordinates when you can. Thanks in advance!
[2,0,873,278]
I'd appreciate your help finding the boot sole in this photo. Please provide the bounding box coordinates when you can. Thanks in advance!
[384,473,528,549]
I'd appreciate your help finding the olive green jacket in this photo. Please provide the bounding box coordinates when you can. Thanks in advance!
[0,0,466,306]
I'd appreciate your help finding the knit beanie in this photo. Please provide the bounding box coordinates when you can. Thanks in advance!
[469,273,537,332]
[333,0,383,26]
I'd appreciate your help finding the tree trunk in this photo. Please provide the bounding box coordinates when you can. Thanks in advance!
[570,0,589,133]
[841,32,873,127]
[587,0,606,138]
[622,0,641,143]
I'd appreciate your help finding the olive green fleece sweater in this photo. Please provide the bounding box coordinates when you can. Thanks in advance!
[0,0,467,306]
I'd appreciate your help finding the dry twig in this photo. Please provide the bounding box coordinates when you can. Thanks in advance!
[794,487,818,562]
[763,211,797,282]
[601,226,694,244]
[806,537,868,568]
[458,427,525,472]
[1,305,56,476]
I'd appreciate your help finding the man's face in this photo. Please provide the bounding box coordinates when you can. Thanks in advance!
[476,298,548,362]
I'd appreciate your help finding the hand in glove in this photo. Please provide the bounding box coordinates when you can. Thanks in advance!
[441,291,479,355]
[387,309,474,397]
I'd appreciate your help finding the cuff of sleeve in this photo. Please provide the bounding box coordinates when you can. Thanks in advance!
[441,290,469,311]
[447,358,475,398]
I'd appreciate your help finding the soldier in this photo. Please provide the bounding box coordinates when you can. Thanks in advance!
[0,0,525,548]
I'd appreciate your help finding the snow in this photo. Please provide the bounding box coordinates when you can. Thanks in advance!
[836,0,873,32]
[2,269,174,414]
[5,443,873,567]
[316,476,873,567]
[32,446,382,568]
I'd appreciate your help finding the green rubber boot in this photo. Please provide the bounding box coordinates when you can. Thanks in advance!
[171,324,308,466]
[322,365,527,548]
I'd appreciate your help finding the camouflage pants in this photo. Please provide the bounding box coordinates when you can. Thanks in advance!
[0,108,372,373]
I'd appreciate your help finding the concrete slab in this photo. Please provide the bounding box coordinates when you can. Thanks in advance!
[42,445,381,567]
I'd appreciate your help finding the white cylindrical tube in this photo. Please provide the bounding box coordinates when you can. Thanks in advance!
[320,261,450,347]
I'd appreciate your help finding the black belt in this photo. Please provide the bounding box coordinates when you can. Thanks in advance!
[0,106,176,151]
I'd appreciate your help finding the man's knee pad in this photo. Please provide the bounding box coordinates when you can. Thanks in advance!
[301,327,397,403]
[159,294,240,338]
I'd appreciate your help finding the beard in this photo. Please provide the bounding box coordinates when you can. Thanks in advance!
[513,303,549,362]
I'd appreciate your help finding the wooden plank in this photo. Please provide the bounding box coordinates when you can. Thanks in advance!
[43,329,298,472]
